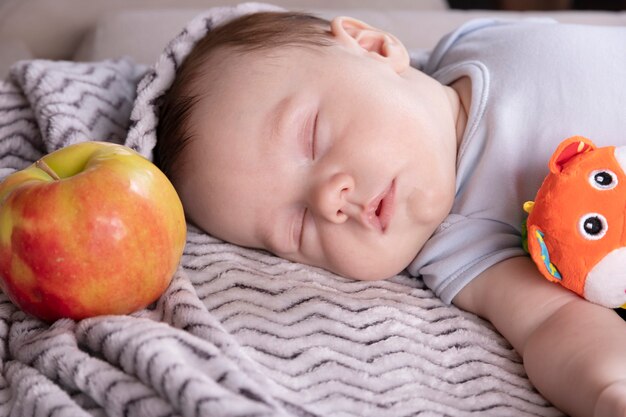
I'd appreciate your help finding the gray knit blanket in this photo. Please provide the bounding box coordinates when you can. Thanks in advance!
[0,4,564,417]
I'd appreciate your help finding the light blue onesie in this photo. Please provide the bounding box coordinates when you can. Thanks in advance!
[408,19,626,304]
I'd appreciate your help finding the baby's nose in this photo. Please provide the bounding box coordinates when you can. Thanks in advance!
[311,172,358,224]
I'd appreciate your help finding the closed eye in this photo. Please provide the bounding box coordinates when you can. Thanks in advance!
[298,208,307,249]
[302,110,318,161]
[311,111,318,160]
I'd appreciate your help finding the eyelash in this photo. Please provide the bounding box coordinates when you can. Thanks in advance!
[309,111,318,160]
[298,208,307,249]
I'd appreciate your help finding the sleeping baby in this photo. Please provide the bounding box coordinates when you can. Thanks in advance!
[155,11,626,417]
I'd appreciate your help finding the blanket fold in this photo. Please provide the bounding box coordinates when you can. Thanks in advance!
[0,3,564,416]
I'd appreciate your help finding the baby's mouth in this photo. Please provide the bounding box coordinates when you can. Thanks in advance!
[365,180,396,233]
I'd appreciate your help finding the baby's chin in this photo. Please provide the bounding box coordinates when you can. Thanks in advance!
[324,258,411,282]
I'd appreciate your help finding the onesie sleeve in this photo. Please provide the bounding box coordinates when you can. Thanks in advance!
[407,214,526,304]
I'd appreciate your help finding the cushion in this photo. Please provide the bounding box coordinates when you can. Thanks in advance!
[0,39,33,80]
[73,8,626,65]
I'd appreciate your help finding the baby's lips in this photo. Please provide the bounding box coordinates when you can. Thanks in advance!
[363,179,395,233]
[378,180,396,232]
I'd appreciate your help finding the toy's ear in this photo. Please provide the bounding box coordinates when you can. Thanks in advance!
[549,136,596,174]
[527,225,562,283]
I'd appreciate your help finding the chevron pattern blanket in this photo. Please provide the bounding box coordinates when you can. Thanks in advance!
[0,4,564,417]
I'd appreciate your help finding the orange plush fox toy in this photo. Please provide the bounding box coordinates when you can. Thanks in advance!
[524,136,626,309]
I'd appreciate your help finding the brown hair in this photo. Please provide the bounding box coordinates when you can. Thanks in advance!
[155,11,333,184]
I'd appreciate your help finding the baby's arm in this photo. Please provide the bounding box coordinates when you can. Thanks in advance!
[453,256,626,417]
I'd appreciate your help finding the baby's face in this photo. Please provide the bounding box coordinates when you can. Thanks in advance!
[179,19,459,280]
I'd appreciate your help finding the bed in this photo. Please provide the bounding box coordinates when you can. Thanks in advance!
[1,1,625,416]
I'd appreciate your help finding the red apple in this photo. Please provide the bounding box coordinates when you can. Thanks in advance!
[0,141,186,321]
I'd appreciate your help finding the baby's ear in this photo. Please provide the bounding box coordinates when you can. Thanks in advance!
[330,16,409,73]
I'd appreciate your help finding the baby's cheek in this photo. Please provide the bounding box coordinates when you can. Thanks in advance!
[406,184,453,226]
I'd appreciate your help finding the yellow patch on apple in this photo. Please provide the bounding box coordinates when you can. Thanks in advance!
[0,206,13,247]
[10,254,36,292]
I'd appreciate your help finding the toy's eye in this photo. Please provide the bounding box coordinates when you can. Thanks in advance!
[589,169,617,190]
[578,213,608,240]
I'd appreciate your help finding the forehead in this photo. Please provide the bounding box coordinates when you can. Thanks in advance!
[179,49,318,248]
[211,45,333,94]
[180,115,279,249]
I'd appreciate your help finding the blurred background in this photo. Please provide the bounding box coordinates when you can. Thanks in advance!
[449,0,626,10]
[0,0,624,79]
